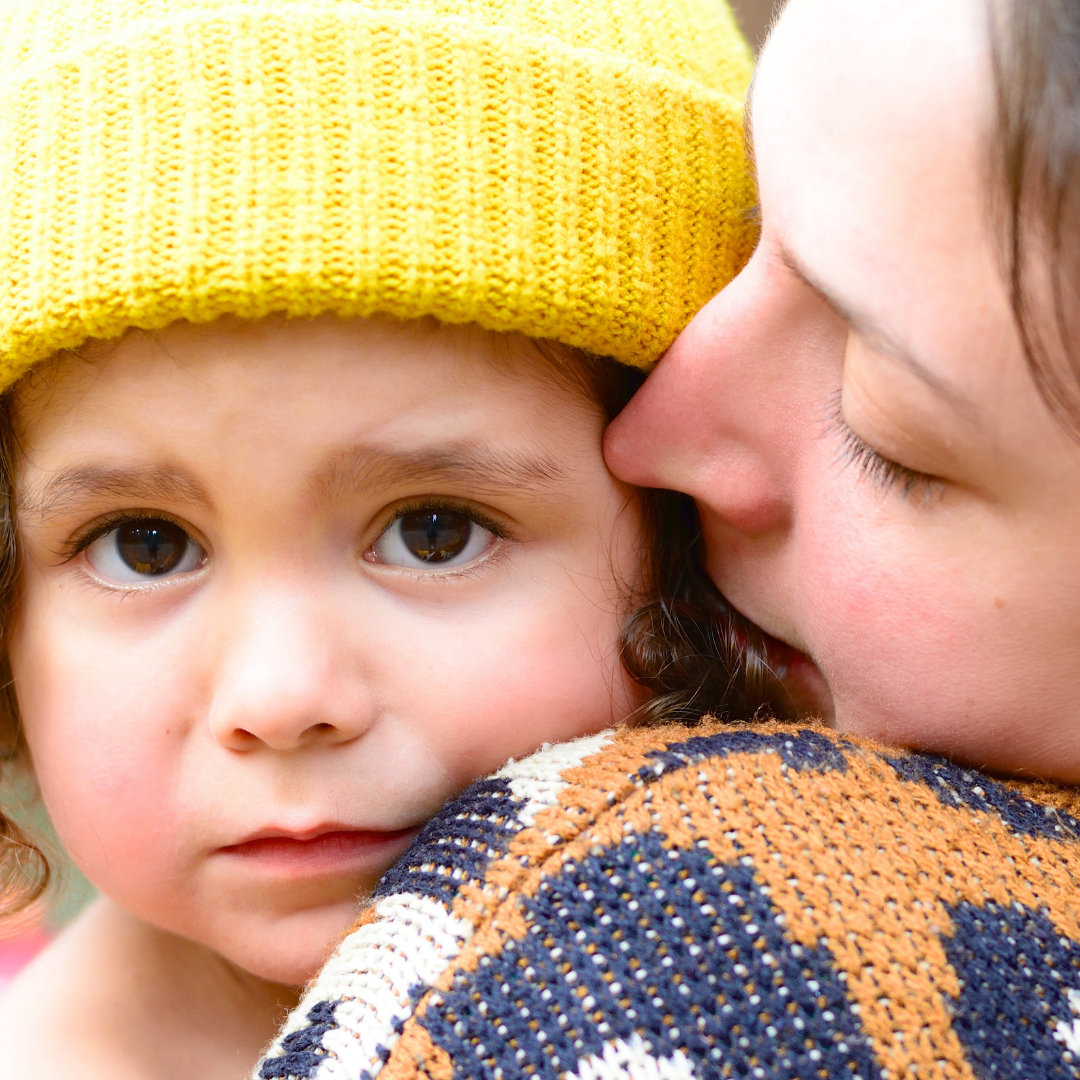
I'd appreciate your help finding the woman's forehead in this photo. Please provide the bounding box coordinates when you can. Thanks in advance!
[749,0,1002,376]
[752,0,991,193]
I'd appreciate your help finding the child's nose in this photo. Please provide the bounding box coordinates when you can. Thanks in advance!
[206,590,375,752]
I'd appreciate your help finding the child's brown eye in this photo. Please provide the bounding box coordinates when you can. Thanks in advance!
[400,510,472,562]
[86,518,205,583]
[370,508,496,570]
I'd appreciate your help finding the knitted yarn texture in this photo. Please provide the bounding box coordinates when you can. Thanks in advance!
[256,721,1080,1080]
[0,0,756,391]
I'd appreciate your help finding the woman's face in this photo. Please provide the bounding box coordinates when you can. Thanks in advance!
[608,0,1080,782]
[9,315,645,985]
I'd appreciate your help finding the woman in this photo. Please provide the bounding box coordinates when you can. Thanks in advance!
[609,0,1080,784]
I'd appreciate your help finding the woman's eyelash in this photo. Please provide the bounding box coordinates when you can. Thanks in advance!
[826,395,942,502]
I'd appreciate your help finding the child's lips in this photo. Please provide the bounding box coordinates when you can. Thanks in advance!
[217,826,420,877]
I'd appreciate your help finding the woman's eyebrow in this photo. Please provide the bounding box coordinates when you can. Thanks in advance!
[778,245,977,419]
[315,443,571,500]
[19,466,211,520]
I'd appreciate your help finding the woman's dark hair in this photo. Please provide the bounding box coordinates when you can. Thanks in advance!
[991,0,1080,431]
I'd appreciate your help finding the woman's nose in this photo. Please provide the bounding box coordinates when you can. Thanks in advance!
[605,260,785,533]
[604,245,839,537]
[207,589,375,753]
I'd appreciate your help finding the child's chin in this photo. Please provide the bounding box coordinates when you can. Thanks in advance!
[209,901,363,987]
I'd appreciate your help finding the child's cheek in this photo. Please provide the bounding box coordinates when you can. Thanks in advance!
[14,600,198,907]
[390,581,634,789]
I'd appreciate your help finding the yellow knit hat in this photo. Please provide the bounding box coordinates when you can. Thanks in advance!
[0,0,755,388]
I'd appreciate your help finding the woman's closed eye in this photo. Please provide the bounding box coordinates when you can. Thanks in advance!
[828,394,944,503]
[85,517,206,584]
[366,506,501,571]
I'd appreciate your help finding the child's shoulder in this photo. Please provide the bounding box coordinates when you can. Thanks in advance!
[259,720,1080,1080]
[0,896,289,1080]
[0,898,151,1078]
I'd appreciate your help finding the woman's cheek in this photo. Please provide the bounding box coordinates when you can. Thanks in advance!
[798,500,982,738]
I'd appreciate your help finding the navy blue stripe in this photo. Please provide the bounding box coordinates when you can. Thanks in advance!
[944,899,1080,1078]
[374,778,522,902]
[644,728,849,780]
[885,754,1080,841]
[421,832,876,1080]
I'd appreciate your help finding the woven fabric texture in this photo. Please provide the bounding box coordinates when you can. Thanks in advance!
[0,0,755,390]
[256,720,1080,1080]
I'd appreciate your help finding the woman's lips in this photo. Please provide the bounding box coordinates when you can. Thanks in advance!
[766,639,835,721]
[217,826,419,878]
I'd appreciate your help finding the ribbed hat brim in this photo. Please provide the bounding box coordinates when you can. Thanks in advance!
[0,4,757,384]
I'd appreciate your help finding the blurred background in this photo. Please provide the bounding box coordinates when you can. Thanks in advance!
[0,0,785,997]
[0,767,95,993]
[731,0,785,50]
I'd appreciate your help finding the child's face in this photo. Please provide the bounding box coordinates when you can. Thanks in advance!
[608,0,1080,782]
[9,316,645,985]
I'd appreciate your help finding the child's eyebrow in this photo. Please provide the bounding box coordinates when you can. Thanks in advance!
[17,445,572,521]
[18,466,211,521]
[315,443,571,500]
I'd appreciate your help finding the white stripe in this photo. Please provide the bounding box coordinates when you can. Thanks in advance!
[567,1036,699,1080]
[495,730,615,826]
[257,893,472,1080]
[1054,987,1080,1055]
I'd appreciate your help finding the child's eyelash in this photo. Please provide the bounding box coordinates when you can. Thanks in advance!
[383,498,511,540]
[58,510,193,563]
[826,393,943,503]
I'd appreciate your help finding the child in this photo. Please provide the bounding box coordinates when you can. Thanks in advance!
[0,0,758,1076]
